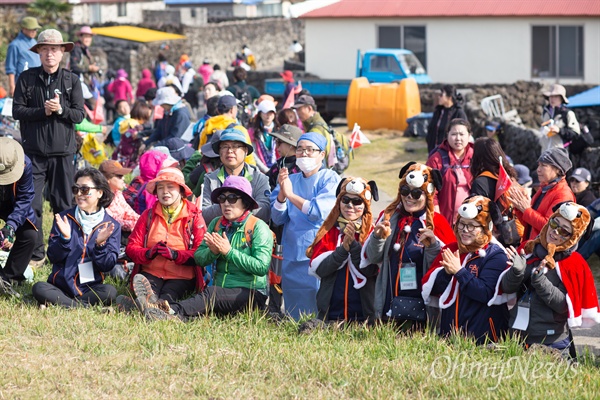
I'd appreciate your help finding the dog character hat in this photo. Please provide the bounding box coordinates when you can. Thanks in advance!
[306,177,378,258]
[454,195,503,254]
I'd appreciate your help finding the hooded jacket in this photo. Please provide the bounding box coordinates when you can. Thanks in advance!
[136,69,156,99]
[46,207,120,297]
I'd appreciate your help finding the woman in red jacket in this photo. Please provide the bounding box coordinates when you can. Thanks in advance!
[121,168,206,311]
[508,147,575,242]
[426,118,474,225]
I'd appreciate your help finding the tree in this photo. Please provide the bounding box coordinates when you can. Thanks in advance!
[27,0,73,32]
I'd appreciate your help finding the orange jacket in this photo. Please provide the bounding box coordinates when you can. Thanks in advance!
[126,199,206,280]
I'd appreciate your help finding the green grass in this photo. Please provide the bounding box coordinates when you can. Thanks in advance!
[2,133,599,398]
[1,296,599,398]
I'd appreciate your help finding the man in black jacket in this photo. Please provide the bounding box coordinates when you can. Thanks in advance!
[12,29,85,265]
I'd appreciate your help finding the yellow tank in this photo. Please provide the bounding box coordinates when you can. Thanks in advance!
[346,77,421,131]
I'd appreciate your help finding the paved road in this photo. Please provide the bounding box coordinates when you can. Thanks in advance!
[371,190,600,356]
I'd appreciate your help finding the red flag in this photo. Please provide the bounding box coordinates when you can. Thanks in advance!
[282,81,302,109]
[349,123,370,149]
[495,156,512,201]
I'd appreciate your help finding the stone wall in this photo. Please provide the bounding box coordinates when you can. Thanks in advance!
[419,82,600,181]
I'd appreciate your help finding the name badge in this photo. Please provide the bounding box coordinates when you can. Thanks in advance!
[78,261,95,284]
[512,301,530,331]
[400,262,417,291]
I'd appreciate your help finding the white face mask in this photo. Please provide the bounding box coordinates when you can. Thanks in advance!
[296,157,319,174]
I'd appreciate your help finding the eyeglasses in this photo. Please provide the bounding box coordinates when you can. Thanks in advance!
[400,185,424,200]
[341,196,364,206]
[220,144,246,153]
[548,217,572,238]
[456,222,483,232]
[72,185,97,196]
[295,147,320,156]
[217,194,242,205]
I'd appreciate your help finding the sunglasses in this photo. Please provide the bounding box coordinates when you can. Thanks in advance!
[217,194,242,205]
[400,185,424,200]
[72,185,97,196]
[341,196,364,206]
[548,217,572,238]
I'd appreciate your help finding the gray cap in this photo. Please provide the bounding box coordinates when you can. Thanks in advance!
[538,147,572,176]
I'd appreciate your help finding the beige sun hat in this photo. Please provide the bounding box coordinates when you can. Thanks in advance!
[0,137,25,185]
[543,84,569,104]
[30,29,74,53]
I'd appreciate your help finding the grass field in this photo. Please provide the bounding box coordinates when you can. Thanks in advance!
[1,131,599,398]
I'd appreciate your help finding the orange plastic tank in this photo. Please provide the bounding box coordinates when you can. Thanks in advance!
[346,77,421,131]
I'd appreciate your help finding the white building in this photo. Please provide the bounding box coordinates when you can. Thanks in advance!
[300,0,600,84]
[69,0,166,25]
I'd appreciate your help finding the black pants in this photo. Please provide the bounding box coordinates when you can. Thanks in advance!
[172,286,267,318]
[29,154,75,261]
[140,271,195,303]
[32,281,116,308]
[1,222,37,282]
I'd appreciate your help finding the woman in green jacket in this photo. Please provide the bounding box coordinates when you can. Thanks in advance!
[135,175,273,320]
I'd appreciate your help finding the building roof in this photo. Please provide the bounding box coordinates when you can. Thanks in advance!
[0,0,153,4]
[164,0,266,4]
[92,26,186,43]
[301,0,600,18]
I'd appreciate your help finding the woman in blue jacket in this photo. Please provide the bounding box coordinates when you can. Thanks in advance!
[32,168,121,308]
[422,196,510,345]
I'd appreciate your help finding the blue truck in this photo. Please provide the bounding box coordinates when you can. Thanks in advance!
[264,48,431,120]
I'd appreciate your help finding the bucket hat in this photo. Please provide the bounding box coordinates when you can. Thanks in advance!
[99,160,132,176]
[30,29,74,53]
[270,124,302,147]
[543,84,569,104]
[210,175,258,210]
[77,26,95,36]
[212,128,254,155]
[153,86,181,106]
[146,167,192,197]
[0,137,25,185]
[200,129,223,158]
[20,17,41,30]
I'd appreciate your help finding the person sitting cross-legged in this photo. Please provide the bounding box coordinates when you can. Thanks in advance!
[32,168,120,308]
[136,175,273,321]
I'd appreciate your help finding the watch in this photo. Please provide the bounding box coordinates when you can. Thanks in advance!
[57,107,63,115]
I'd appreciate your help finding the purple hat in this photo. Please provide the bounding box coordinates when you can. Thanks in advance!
[210,175,258,210]
[117,69,128,79]
[298,131,327,151]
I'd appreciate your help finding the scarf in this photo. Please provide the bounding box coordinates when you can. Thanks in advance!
[75,206,106,235]
[219,210,251,234]
[336,216,362,232]
[162,200,184,225]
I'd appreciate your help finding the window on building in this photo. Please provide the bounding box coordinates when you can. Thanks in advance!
[118,2,127,17]
[532,25,583,78]
[378,26,427,69]
[191,8,197,18]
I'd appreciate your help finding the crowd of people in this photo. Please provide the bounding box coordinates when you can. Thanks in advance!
[1,20,599,360]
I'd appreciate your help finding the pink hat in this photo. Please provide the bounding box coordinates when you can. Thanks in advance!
[146,167,192,197]
[280,70,294,83]
[78,26,95,36]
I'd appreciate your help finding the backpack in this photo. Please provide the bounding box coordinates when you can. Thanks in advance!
[568,124,594,155]
[433,147,469,177]
[478,171,523,247]
[190,73,204,94]
[313,122,350,175]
